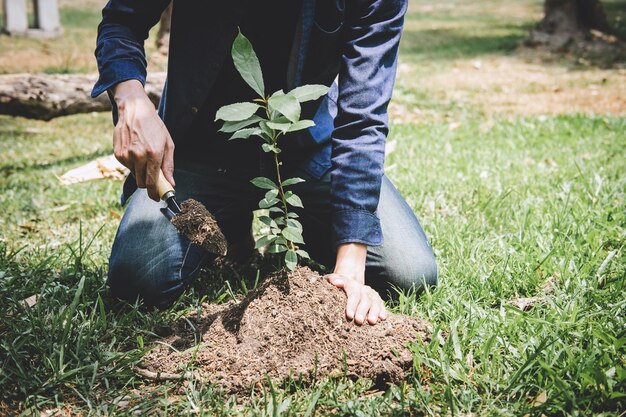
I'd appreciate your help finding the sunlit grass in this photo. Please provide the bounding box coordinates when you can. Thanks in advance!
[0,0,624,415]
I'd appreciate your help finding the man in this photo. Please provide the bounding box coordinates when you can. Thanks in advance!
[92,0,437,325]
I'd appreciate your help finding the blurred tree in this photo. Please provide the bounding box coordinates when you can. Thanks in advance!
[538,0,611,36]
[528,0,626,55]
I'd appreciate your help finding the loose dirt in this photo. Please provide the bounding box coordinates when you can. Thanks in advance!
[171,199,228,256]
[139,267,432,393]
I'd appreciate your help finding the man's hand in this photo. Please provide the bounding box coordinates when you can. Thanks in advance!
[326,243,388,325]
[111,79,175,201]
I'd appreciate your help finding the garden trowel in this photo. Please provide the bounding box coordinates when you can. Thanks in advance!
[157,170,182,221]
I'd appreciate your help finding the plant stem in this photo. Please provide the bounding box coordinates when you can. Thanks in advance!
[272,145,296,251]
[264,104,295,252]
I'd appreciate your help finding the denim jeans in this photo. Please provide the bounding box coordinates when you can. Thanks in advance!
[107,159,437,309]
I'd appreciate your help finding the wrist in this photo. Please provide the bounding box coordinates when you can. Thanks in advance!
[333,243,367,284]
[111,79,147,103]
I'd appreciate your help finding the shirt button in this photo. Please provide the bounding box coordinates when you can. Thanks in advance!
[191,106,199,114]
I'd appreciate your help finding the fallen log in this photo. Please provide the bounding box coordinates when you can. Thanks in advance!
[0,72,166,120]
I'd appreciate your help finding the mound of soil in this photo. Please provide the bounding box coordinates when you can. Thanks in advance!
[139,267,432,393]
[171,199,228,256]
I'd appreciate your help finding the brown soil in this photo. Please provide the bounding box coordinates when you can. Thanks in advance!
[171,199,228,256]
[139,267,432,393]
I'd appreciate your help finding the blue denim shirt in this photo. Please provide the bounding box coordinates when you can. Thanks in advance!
[92,0,407,248]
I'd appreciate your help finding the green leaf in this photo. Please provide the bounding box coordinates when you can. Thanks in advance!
[269,207,284,214]
[255,235,277,249]
[266,121,292,133]
[258,215,277,228]
[262,143,281,154]
[285,250,298,271]
[232,31,265,97]
[251,177,278,190]
[267,244,288,254]
[287,218,303,232]
[215,102,260,122]
[281,226,304,244]
[259,197,280,209]
[286,193,304,208]
[269,89,285,99]
[273,115,290,124]
[219,115,263,133]
[281,177,305,187]
[287,212,299,218]
[259,121,274,140]
[288,120,315,132]
[268,93,301,123]
[265,189,279,200]
[290,84,329,102]
[228,128,262,140]
[296,249,310,259]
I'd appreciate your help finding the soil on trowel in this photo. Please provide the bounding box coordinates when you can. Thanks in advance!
[139,267,432,393]
[171,199,228,256]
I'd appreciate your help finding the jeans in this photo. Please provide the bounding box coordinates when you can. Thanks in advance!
[107,159,437,309]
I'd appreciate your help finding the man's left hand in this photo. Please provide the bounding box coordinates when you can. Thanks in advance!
[326,243,388,325]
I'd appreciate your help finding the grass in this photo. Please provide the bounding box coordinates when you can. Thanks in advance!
[1,0,625,415]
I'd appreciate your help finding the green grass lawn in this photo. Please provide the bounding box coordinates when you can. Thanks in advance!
[1,0,625,415]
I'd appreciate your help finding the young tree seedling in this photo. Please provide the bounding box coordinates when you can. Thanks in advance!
[215,31,329,271]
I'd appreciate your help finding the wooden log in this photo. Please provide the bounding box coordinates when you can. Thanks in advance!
[0,72,166,120]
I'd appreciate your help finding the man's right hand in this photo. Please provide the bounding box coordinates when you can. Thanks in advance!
[111,79,175,201]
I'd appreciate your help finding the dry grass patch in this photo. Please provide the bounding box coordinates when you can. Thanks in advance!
[393,56,626,122]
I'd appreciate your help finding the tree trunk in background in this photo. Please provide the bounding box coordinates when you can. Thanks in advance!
[539,0,610,34]
[156,3,172,55]
[530,0,613,50]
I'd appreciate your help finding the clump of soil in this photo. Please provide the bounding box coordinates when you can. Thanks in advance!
[171,199,228,256]
[139,267,432,393]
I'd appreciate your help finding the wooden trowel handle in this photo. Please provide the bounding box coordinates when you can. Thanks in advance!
[157,170,175,201]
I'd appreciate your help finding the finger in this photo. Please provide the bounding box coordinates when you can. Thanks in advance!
[113,124,123,162]
[367,298,382,325]
[162,130,176,187]
[345,284,360,321]
[380,305,388,321]
[326,274,345,288]
[114,119,131,168]
[354,291,372,325]
[133,159,147,189]
[145,148,162,202]
[120,111,133,165]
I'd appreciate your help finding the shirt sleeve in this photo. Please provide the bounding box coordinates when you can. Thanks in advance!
[91,0,170,102]
[330,0,407,247]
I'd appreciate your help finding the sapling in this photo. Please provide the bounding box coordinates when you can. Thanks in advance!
[215,31,329,271]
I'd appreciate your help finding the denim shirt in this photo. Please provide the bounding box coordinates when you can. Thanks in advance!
[92,0,407,248]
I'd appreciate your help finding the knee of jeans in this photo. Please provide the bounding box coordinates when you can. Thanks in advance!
[108,243,205,310]
[388,252,438,293]
[107,257,171,309]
